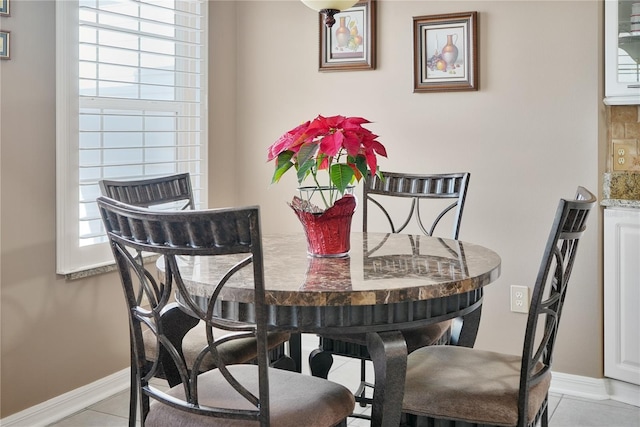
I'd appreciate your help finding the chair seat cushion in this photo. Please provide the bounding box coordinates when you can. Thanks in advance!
[321,319,452,352]
[402,346,551,427]
[145,365,355,427]
[144,322,290,372]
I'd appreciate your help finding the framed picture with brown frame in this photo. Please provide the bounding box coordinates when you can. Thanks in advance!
[413,11,478,92]
[0,30,9,60]
[319,0,376,71]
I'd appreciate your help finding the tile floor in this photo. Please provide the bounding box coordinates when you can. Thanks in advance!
[48,335,640,427]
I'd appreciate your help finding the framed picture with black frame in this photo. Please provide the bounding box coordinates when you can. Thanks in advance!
[0,0,9,16]
[319,0,376,71]
[0,30,9,60]
[413,12,478,92]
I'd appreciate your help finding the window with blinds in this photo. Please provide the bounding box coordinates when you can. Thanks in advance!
[56,0,207,275]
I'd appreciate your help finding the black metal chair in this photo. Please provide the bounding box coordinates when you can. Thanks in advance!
[97,197,355,427]
[309,172,471,406]
[99,173,197,212]
[99,174,293,382]
[400,186,596,427]
[99,174,293,426]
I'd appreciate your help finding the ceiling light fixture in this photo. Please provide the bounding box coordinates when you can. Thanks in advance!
[300,0,359,27]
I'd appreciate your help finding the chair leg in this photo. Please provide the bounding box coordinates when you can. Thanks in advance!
[128,333,138,427]
[541,403,549,427]
[454,305,482,347]
[399,413,414,427]
[288,333,303,373]
[355,359,373,407]
[128,365,137,427]
[269,342,297,371]
[139,385,149,426]
[271,355,297,371]
[357,359,367,405]
[309,347,334,379]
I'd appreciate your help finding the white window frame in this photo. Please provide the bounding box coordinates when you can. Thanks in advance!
[56,0,208,276]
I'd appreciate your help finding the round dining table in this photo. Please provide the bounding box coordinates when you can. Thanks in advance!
[160,232,501,427]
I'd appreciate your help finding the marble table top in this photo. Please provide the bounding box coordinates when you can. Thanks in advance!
[165,232,501,307]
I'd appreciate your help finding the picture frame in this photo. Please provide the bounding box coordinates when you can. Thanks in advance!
[0,0,9,16]
[413,12,478,92]
[0,30,9,60]
[319,0,376,71]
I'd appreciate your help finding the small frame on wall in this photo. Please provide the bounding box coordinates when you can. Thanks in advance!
[0,30,9,59]
[0,0,9,16]
[319,0,376,71]
[413,12,478,92]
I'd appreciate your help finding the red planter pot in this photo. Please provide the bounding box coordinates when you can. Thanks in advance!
[290,194,356,257]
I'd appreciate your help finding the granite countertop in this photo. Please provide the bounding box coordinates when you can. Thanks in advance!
[602,172,640,208]
[601,199,640,208]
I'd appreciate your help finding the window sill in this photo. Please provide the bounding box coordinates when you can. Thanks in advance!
[63,255,160,281]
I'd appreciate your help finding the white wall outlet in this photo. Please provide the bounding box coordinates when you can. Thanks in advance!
[510,285,529,313]
[612,139,640,172]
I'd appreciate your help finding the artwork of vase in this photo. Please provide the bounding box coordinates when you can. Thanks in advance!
[441,34,458,70]
[335,16,351,48]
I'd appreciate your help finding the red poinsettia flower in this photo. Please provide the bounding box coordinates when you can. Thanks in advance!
[267,115,387,205]
[267,121,310,161]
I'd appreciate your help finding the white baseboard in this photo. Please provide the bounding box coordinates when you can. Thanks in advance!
[2,368,637,426]
[605,377,640,407]
[550,371,611,400]
[0,368,130,427]
[551,371,640,407]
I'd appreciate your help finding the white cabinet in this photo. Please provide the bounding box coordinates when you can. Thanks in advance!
[604,207,640,385]
[605,0,640,105]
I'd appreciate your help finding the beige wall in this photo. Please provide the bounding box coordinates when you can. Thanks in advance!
[0,0,132,418]
[230,0,604,371]
[1,0,605,419]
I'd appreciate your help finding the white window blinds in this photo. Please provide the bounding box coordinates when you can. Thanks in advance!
[56,0,208,275]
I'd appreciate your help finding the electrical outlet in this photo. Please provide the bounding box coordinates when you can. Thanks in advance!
[510,285,529,313]
[612,139,639,172]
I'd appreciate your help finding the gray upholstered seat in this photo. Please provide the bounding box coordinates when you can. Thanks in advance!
[146,365,355,427]
[403,346,550,426]
[97,198,355,426]
[144,326,290,373]
[400,187,596,427]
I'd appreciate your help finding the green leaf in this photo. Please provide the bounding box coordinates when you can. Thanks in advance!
[297,143,318,166]
[277,150,294,165]
[354,155,368,180]
[330,163,354,194]
[296,158,315,184]
[271,151,294,183]
[272,161,293,183]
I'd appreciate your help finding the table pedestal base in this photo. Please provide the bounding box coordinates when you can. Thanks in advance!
[367,331,407,427]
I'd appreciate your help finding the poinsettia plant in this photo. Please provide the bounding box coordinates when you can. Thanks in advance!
[267,115,387,209]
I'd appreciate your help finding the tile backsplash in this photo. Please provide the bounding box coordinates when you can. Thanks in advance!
[606,105,640,201]
[609,105,640,172]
